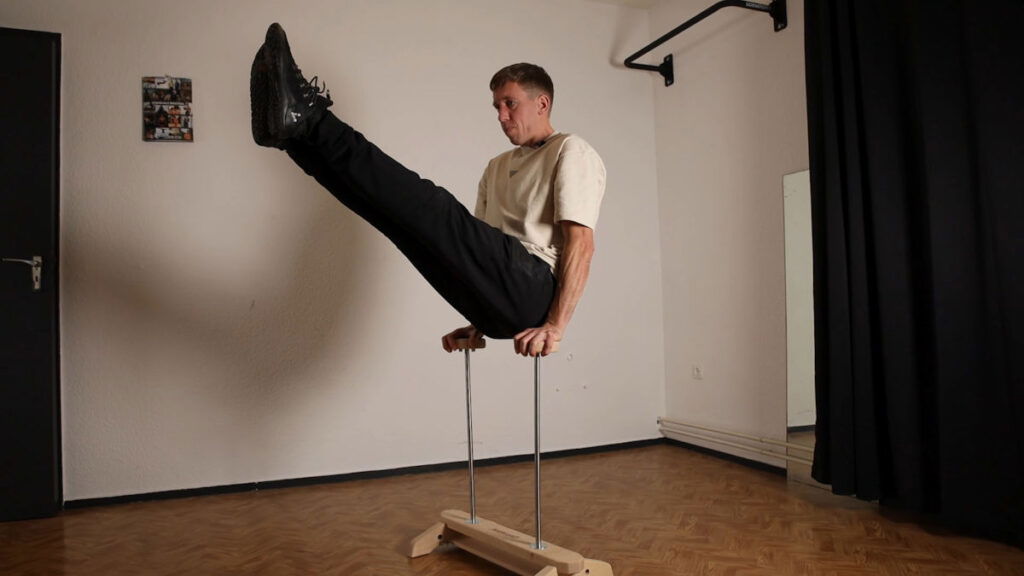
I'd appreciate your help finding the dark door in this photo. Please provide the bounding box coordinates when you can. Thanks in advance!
[0,27,62,521]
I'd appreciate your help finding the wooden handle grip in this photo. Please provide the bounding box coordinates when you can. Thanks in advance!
[452,337,560,355]
[453,337,486,351]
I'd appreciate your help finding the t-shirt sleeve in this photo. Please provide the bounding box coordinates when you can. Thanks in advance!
[553,137,606,229]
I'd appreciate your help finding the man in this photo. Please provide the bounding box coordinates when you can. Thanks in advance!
[250,23,605,357]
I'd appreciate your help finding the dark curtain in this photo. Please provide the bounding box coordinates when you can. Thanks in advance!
[805,0,1024,545]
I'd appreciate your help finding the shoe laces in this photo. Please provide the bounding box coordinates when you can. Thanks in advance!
[293,66,333,107]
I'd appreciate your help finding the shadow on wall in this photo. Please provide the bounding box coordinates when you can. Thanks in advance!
[62,170,381,452]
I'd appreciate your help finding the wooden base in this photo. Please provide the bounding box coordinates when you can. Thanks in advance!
[407,509,613,576]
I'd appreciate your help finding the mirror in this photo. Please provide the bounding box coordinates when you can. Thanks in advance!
[783,169,821,486]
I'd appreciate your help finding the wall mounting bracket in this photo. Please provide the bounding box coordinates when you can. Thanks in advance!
[624,0,787,87]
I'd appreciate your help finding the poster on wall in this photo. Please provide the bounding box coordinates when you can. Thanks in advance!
[142,76,193,142]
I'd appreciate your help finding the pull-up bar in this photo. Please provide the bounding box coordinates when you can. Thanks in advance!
[624,0,787,87]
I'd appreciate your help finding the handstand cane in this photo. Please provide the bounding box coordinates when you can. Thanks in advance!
[406,339,614,576]
[464,340,478,524]
[468,340,542,547]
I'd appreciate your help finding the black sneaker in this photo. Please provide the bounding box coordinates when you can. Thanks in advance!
[254,23,333,148]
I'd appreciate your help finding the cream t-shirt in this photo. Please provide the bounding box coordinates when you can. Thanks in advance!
[475,133,606,270]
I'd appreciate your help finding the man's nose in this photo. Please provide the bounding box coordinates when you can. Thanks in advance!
[497,106,509,122]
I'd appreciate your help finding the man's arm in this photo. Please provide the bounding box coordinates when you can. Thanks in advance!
[514,221,595,356]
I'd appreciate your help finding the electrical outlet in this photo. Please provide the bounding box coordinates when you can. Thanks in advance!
[692,365,704,380]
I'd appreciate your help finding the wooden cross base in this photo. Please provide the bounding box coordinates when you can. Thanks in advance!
[407,510,613,576]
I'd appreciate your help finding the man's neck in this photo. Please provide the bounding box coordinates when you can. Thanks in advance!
[525,127,555,148]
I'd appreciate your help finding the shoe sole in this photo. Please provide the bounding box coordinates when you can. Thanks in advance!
[262,23,289,149]
[249,45,274,147]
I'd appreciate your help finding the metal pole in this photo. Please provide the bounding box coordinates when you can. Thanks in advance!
[533,355,545,550]
[465,348,477,523]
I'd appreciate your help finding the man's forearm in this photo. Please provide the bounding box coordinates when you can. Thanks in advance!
[512,222,594,356]
[546,224,595,331]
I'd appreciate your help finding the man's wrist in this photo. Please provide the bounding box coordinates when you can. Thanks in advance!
[543,320,566,334]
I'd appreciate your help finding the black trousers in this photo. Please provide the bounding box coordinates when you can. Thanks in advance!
[284,112,555,339]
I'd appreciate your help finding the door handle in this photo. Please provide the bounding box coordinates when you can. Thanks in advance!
[2,256,43,292]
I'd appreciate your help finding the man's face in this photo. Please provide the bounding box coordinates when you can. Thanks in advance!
[492,81,548,146]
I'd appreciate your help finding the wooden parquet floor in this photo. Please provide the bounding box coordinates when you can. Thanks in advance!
[2,444,1022,575]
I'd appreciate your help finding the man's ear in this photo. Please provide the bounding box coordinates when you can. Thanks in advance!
[536,93,551,115]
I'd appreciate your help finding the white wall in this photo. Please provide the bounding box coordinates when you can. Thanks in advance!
[652,0,808,464]
[3,0,666,500]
